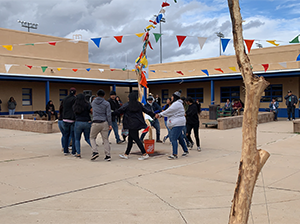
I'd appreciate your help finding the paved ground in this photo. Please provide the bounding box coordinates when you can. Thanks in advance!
[0,119,299,224]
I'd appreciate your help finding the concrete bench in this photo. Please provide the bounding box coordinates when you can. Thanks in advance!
[217,112,274,130]
[293,120,300,133]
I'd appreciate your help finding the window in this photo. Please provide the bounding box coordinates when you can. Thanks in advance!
[59,89,68,101]
[187,88,203,103]
[220,86,240,103]
[22,88,32,106]
[261,84,282,102]
[161,89,169,104]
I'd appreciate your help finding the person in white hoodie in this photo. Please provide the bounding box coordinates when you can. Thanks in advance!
[156,90,189,159]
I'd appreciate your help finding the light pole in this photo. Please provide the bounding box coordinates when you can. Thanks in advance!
[216,32,224,56]
[154,15,166,63]
[17,20,38,32]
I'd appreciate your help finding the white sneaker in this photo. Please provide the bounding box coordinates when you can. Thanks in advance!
[197,147,201,152]
[138,154,149,160]
[119,154,128,159]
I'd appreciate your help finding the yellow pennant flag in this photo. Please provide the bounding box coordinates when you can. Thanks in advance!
[131,69,135,71]
[135,57,140,63]
[135,33,144,38]
[57,68,62,71]
[146,25,155,30]
[266,40,279,46]
[229,67,237,72]
[140,56,148,68]
[2,45,13,51]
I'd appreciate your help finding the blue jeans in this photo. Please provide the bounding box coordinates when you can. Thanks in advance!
[108,119,121,143]
[182,126,190,146]
[58,120,71,149]
[140,119,160,141]
[63,122,75,154]
[169,126,188,155]
[164,120,170,140]
[9,109,15,115]
[74,121,91,155]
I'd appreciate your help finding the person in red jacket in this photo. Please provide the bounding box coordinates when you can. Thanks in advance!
[232,99,242,116]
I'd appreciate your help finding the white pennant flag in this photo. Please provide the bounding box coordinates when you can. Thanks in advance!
[5,64,13,73]
[278,62,287,68]
[98,69,104,73]
[197,37,207,50]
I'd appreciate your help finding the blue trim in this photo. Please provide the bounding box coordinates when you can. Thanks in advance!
[45,81,50,105]
[144,87,147,99]
[112,84,116,92]
[211,80,214,105]
[259,108,299,118]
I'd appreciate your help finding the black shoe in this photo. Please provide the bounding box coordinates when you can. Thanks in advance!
[156,140,163,143]
[104,155,111,161]
[91,152,99,160]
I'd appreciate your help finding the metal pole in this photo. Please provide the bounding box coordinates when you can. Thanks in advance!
[45,81,50,105]
[219,37,221,56]
[211,80,214,105]
[160,22,162,63]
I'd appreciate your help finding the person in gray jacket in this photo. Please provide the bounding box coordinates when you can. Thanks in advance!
[8,97,17,115]
[90,89,112,161]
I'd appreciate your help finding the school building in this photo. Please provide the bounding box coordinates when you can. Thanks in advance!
[0,27,300,117]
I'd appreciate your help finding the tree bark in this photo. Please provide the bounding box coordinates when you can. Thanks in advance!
[227,1,270,223]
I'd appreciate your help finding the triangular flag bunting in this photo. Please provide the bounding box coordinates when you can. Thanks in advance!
[278,62,287,68]
[229,67,237,72]
[140,56,148,68]
[197,37,207,50]
[215,68,224,73]
[91,38,101,48]
[297,54,300,61]
[149,20,157,25]
[262,64,269,72]
[201,69,209,76]
[41,66,48,73]
[156,14,163,23]
[57,68,62,71]
[122,68,126,71]
[146,25,155,30]
[26,65,32,69]
[289,35,299,43]
[266,40,279,46]
[48,42,56,46]
[221,38,231,52]
[5,64,13,73]
[131,69,135,72]
[153,33,162,43]
[25,43,34,46]
[99,69,104,73]
[244,39,254,53]
[114,36,123,43]
[176,35,187,47]
[162,2,170,7]
[86,68,91,72]
[176,71,184,75]
[148,40,153,50]
[72,69,78,72]
[110,69,115,71]
[2,45,13,51]
[135,33,144,37]
[142,126,150,133]
[150,70,156,73]
[140,72,148,88]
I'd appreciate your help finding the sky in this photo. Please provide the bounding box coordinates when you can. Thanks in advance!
[0,0,300,69]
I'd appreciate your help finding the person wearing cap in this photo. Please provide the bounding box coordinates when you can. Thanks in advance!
[90,89,113,161]
[107,90,122,144]
[140,96,162,143]
[156,90,189,159]
[61,87,77,155]
[284,90,298,121]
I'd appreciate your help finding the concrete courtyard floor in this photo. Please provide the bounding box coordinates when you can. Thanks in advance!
[0,120,300,224]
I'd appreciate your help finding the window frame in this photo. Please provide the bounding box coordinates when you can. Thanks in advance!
[59,89,68,101]
[22,88,32,106]
[220,86,240,103]
[187,88,204,103]
[161,89,169,104]
[261,84,283,102]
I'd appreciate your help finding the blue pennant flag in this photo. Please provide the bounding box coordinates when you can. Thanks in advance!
[297,54,300,61]
[86,68,91,72]
[150,70,156,73]
[201,69,209,76]
[91,37,102,48]
[221,38,231,52]
[156,14,163,23]
[141,94,147,105]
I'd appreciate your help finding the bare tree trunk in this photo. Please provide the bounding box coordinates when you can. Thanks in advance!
[227,1,270,223]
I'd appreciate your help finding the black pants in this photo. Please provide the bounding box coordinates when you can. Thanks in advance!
[47,111,58,121]
[287,105,295,120]
[186,123,200,147]
[125,129,146,155]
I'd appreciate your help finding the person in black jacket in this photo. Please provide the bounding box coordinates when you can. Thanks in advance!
[62,87,77,155]
[185,97,201,151]
[140,96,162,143]
[46,100,58,121]
[107,90,122,144]
[113,91,156,160]
[285,90,298,121]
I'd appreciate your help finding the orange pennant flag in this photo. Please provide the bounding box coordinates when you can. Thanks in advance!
[110,69,115,71]
[135,33,144,37]
[215,68,224,73]
[262,64,269,72]
[2,45,13,51]
[114,36,123,43]
[72,69,78,72]
[48,42,57,46]
[142,126,150,133]
[140,71,148,88]
[266,40,279,46]
[244,39,254,53]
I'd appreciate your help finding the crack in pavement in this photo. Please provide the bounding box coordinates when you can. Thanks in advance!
[0,155,49,163]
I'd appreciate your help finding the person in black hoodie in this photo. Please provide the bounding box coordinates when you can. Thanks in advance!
[46,100,58,121]
[62,87,77,155]
[107,90,122,144]
[185,97,201,151]
[113,91,156,160]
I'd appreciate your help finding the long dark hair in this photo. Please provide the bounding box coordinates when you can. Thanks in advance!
[73,93,89,114]
[128,91,140,112]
